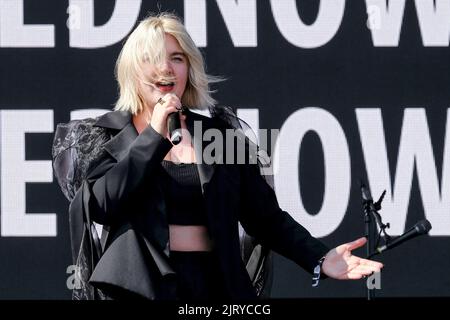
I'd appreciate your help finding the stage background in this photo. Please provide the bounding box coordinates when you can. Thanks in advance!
[0,0,449,299]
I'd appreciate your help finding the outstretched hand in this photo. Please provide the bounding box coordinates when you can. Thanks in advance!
[322,237,383,280]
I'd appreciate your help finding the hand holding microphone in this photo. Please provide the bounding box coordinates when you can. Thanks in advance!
[150,93,184,145]
[167,105,183,145]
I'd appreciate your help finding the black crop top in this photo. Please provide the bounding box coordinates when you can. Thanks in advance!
[159,160,208,225]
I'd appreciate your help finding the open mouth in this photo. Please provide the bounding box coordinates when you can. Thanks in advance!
[156,81,175,92]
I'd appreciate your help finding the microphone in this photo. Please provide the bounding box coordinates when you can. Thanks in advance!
[375,219,432,254]
[167,111,182,145]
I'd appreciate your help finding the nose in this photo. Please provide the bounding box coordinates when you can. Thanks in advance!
[159,59,173,75]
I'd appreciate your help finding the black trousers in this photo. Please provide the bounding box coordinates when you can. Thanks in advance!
[169,250,228,301]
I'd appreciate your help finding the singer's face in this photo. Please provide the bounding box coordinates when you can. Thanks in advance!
[138,33,189,110]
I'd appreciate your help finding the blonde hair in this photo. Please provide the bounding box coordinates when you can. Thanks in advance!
[114,12,220,114]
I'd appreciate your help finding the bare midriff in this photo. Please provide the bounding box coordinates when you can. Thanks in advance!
[169,224,214,251]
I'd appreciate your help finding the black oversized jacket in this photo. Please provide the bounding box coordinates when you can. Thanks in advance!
[62,108,329,300]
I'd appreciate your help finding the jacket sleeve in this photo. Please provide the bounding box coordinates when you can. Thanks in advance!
[238,163,330,274]
[86,125,172,225]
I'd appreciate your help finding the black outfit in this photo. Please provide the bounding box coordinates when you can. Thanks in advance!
[61,108,330,300]
[159,160,226,300]
[159,160,208,226]
[169,251,227,300]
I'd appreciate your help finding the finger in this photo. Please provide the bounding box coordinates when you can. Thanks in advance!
[163,99,182,110]
[156,96,179,109]
[358,258,384,269]
[156,95,169,106]
[164,92,180,102]
[342,267,379,280]
[163,106,179,116]
[351,264,381,274]
[346,237,367,251]
[348,255,383,268]
[171,92,180,100]
[344,271,366,280]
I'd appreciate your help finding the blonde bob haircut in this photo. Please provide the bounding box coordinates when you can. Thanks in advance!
[114,12,220,114]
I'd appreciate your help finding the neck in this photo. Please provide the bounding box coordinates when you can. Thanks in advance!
[132,108,152,134]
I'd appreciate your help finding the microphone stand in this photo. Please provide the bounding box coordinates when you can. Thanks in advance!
[360,183,391,300]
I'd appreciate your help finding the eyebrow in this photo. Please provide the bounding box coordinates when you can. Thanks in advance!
[170,52,186,57]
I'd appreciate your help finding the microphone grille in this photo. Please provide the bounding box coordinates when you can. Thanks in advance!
[415,219,432,234]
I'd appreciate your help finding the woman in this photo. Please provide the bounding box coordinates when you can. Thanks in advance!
[53,12,383,300]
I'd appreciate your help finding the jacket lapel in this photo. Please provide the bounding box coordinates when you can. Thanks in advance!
[185,109,219,194]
